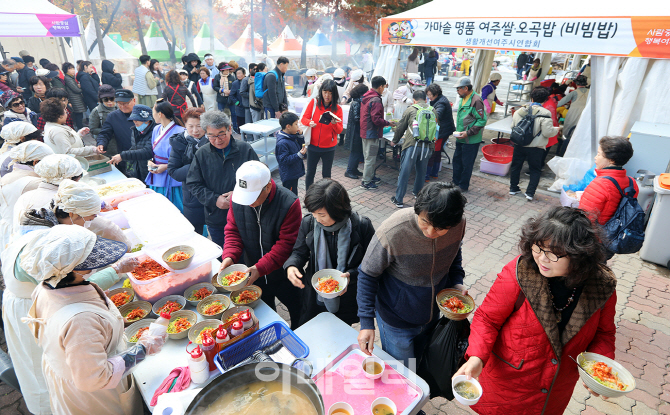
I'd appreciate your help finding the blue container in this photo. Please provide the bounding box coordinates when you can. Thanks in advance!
[214,321,309,373]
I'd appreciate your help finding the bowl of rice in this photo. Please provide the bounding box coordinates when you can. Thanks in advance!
[436,288,475,321]
[166,310,198,340]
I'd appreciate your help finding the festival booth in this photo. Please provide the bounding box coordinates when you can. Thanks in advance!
[268,26,303,58]
[132,21,184,63]
[193,23,240,61]
[229,24,264,58]
[306,29,332,56]
[377,0,670,189]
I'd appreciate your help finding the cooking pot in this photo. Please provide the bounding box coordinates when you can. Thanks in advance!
[185,362,324,414]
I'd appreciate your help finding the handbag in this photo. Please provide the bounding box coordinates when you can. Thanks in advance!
[300,98,317,145]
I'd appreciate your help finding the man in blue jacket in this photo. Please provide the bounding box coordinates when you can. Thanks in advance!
[96,89,135,174]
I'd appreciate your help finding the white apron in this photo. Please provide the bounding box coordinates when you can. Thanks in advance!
[393,85,414,119]
[528,66,542,89]
[28,285,142,415]
[199,78,217,111]
[1,235,51,414]
[0,174,40,251]
[563,88,589,139]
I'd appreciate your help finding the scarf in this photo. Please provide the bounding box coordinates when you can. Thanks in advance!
[313,215,352,273]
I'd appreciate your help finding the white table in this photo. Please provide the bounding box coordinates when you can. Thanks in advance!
[485,116,514,143]
[295,313,431,415]
[239,119,281,172]
[91,165,127,184]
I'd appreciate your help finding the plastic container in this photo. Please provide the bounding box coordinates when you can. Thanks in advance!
[95,178,147,198]
[240,311,253,330]
[186,343,210,385]
[144,232,221,277]
[118,193,194,247]
[482,144,514,163]
[122,229,147,257]
[639,176,670,268]
[101,209,129,230]
[230,320,244,337]
[479,157,512,177]
[129,255,212,303]
[201,331,217,371]
[215,325,230,352]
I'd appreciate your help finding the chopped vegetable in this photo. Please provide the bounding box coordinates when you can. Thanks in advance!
[110,292,131,307]
[202,301,224,315]
[224,311,246,323]
[132,258,170,281]
[129,327,149,343]
[167,251,191,262]
[188,287,212,301]
[122,278,132,288]
[130,244,144,253]
[233,290,259,305]
[441,295,473,314]
[221,271,246,286]
[167,317,192,334]
[158,300,183,315]
[317,277,341,294]
[582,360,628,391]
[125,308,146,322]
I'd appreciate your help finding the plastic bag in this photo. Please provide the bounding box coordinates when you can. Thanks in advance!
[547,156,591,193]
[563,164,597,192]
[417,318,470,400]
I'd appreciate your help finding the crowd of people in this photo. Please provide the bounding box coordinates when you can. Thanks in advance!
[0,48,638,415]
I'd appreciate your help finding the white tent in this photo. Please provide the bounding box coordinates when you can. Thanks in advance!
[0,0,81,37]
[75,19,135,60]
[268,26,303,58]
[378,0,670,187]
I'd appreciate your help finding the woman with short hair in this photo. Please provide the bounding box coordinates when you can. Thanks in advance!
[27,75,51,115]
[76,60,99,112]
[197,67,217,111]
[42,98,99,157]
[284,179,374,327]
[62,62,85,129]
[455,206,616,414]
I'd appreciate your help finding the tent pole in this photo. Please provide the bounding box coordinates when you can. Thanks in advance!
[77,16,90,61]
[58,38,69,62]
[590,57,597,160]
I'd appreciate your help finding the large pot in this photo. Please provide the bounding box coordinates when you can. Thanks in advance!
[185,362,324,414]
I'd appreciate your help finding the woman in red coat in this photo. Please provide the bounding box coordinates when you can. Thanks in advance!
[301,79,344,190]
[455,206,617,415]
[579,136,637,225]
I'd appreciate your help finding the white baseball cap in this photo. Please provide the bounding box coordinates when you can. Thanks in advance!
[305,69,317,77]
[232,161,272,206]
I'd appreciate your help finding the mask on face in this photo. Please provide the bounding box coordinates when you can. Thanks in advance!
[136,122,149,132]
[83,220,93,229]
[308,79,315,85]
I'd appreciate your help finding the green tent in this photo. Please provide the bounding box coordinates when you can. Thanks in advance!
[123,41,140,57]
[133,21,184,62]
[193,23,240,61]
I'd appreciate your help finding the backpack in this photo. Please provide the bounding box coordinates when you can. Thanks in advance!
[601,176,645,254]
[510,105,550,146]
[254,72,269,99]
[412,104,437,144]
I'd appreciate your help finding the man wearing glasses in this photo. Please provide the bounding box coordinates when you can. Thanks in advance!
[186,110,258,248]
[452,76,487,192]
[96,89,136,174]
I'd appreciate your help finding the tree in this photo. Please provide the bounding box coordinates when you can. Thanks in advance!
[90,0,107,59]
[184,0,195,53]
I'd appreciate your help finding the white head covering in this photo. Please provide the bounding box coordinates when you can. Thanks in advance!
[19,225,97,287]
[489,72,502,82]
[1,121,37,145]
[305,69,317,77]
[311,73,333,99]
[333,68,345,79]
[350,69,364,83]
[407,73,422,85]
[7,141,54,164]
[34,154,84,185]
[53,179,102,218]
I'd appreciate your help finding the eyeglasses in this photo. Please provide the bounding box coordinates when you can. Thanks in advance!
[102,97,115,102]
[531,245,566,262]
[10,101,25,108]
[207,131,229,140]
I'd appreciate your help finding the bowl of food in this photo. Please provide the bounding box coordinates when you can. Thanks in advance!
[221,306,253,324]
[436,288,475,321]
[197,294,231,319]
[370,397,396,415]
[452,375,483,406]
[166,310,198,340]
[362,355,385,380]
[162,245,195,270]
[118,300,152,326]
[184,282,216,307]
[124,318,155,347]
[152,295,186,316]
[217,264,249,292]
[211,274,226,293]
[188,319,222,344]
[311,269,347,300]
[576,352,635,398]
[107,287,134,308]
[328,402,354,415]
[230,285,262,308]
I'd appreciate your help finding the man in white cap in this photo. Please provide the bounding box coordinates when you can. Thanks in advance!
[481,72,504,115]
[219,160,303,328]
[302,68,318,97]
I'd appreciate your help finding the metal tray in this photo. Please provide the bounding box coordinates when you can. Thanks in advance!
[312,344,423,415]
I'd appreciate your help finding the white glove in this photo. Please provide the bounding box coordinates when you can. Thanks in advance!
[137,323,168,355]
[112,257,139,274]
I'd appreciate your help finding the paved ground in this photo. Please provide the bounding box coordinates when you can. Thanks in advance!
[2,72,669,414]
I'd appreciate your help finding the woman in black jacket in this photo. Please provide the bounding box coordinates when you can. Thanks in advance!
[344,84,368,179]
[62,62,85,129]
[284,179,375,327]
[107,104,155,180]
[167,108,208,235]
[75,61,99,112]
[100,60,123,90]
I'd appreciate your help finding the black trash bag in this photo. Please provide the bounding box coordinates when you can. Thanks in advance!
[417,317,471,400]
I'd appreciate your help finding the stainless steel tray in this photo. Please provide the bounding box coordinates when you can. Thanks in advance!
[312,343,424,414]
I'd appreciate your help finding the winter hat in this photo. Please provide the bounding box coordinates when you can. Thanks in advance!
[350,69,364,83]
[39,58,51,68]
[35,68,50,76]
[98,84,116,99]
[34,154,84,185]
[11,57,24,64]
[1,91,22,108]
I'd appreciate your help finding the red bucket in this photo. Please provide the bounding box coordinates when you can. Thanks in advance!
[482,144,514,164]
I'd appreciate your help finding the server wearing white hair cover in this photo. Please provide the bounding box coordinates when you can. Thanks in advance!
[21,225,161,415]
[302,68,319,97]
[0,121,37,153]
[341,68,371,103]
[392,73,422,119]
[481,72,504,114]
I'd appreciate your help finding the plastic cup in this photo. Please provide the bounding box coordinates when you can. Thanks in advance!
[451,375,483,406]
[370,397,396,415]
[362,355,385,380]
[328,402,354,415]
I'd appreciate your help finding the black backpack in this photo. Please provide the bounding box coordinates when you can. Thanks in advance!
[510,106,550,146]
[601,176,645,254]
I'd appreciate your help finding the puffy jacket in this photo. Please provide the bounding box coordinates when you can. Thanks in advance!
[96,108,134,156]
[300,100,344,149]
[275,131,305,182]
[431,93,455,140]
[120,120,155,181]
[579,168,639,225]
[345,97,363,154]
[100,60,123,90]
[262,69,288,112]
[89,103,116,138]
[167,132,208,209]
[17,66,36,100]
[466,257,616,415]
[185,138,259,228]
[76,71,99,112]
[455,91,487,144]
[183,53,202,84]
[422,53,438,79]
[63,74,86,113]
[360,89,389,139]
[512,104,559,149]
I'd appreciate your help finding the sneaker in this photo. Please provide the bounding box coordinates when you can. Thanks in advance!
[525,193,534,201]
[372,176,382,184]
[509,190,521,195]
[344,171,360,179]
[391,196,404,208]
[360,181,378,190]
[412,192,417,198]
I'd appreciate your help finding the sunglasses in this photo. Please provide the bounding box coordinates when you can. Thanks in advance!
[102,97,115,102]
[10,101,25,108]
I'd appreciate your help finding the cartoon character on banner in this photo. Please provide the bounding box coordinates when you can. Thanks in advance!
[388,20,417,44]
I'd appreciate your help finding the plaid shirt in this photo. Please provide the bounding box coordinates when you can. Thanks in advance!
[36,107,74,130]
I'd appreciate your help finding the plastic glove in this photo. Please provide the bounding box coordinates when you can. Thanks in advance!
[137,323,168,355]
[105,344,148,388]
[483,99,492,114]
[112,257,139,274]
[523,74,528,81]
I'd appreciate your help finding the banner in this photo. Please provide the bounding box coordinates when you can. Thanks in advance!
[0,13,80,37]
[379,17,670,59]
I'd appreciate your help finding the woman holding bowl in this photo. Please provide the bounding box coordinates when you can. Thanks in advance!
[454,206,616,414]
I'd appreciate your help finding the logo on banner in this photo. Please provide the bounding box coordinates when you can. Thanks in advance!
[387,20,418,44]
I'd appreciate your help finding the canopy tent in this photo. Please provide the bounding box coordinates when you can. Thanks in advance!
[229,25,263,55]
[0,0,81,37]
[74,19,135,60]
[377,0,670,188]
[268,26,303,57]
[307,29,332,56]
[132,21,183,62]
[193,23,240,61]
[123,41,140,57]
